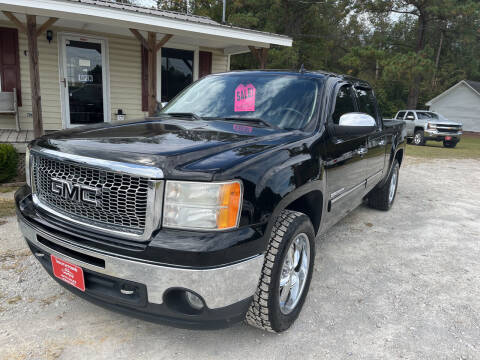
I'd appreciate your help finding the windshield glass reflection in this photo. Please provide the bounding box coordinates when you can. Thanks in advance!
[162,74,321,130]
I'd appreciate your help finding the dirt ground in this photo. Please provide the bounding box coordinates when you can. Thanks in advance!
[1,157,479,360]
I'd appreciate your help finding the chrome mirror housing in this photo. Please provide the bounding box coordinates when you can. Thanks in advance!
[339,113,376,127]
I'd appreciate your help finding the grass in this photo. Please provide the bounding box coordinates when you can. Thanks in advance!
[0,186,19,193]
[0,200,16,218]
[406,133,480,159]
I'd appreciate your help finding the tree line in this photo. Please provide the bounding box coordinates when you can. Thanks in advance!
[132,0,480,117]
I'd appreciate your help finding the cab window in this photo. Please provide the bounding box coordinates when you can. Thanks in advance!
[405,111,415,120]
[332,85,356,125]
[396,111,406,119]
[355,87,378,121]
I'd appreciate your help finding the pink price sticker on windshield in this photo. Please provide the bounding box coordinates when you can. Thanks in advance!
[234,84,256,112]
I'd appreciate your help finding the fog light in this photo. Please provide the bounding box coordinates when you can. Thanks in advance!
[185,291,204,310]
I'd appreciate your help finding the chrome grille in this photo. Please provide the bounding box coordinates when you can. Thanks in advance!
[437,125,461,133]
[32,154,150,234]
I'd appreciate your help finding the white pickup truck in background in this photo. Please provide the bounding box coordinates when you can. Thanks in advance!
[394,110,463,148]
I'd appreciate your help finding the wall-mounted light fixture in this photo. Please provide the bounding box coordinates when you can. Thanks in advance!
[116,109,126,121]
[46,30,53,43]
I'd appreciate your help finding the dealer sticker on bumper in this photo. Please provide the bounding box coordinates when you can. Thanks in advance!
[51,255,85,292]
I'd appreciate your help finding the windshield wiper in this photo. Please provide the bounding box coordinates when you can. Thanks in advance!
[164,112,202,120]
[206,117,274,128]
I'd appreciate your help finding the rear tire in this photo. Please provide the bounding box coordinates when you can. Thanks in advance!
[368,160,400,211]
[246,210,315,333]
[443,140,457,148]
[413,130,425,146]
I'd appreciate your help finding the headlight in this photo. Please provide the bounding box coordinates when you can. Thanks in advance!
[427,123,437,130]
[163,180,242,230]
[25,147,31,187]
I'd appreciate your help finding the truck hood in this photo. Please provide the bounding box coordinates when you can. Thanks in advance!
[34,117,304,180]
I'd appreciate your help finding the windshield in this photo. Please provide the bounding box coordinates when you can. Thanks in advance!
[161,74,321,130]
[417,112,439,120]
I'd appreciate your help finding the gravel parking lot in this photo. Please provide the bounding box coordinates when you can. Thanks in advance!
[1,157,479,360]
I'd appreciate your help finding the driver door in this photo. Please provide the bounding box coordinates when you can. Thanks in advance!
[323,84,368,228]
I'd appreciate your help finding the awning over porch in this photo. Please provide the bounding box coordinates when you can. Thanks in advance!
[0,0,292,51]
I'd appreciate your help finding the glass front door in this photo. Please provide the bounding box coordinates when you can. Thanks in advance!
[61,36,108,127]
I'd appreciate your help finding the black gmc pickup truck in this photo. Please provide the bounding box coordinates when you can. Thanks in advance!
[15,70,406,333]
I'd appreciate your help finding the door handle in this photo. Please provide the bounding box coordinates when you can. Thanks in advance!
[60,78,66,88]
[356,147,368,156]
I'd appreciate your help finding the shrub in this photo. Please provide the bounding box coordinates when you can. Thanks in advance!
[0,144,18,183]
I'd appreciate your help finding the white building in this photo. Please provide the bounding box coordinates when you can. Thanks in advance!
[426,80,480,132]
[0,0,291,150]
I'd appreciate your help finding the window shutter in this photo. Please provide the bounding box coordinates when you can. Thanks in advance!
[0,27,21,106]
[199,51,212,79]
[141,44,148,112]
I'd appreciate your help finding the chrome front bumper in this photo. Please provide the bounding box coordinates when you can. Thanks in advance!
[19,217,264,309]
[424,129,462,140]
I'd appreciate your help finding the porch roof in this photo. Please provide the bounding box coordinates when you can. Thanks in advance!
[0,0,292,51]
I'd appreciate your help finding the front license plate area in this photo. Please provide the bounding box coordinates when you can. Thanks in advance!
[445,136,452,141]
[51,255,86,292]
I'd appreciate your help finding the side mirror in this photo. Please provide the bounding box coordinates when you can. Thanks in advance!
[333,113,377,136]
[339,113,376,127]
[406,115,414,120]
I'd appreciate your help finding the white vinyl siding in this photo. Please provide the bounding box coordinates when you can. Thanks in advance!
[428,84,480,132]
[108,36,145,121]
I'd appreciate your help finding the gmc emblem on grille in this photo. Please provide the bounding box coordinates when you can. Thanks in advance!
[50,178,101,207]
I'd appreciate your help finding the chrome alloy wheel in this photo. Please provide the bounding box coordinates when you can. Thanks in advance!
[389,164,398,204]
[414,133,421,145]
[279,233,310,314]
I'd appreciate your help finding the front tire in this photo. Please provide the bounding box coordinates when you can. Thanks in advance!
[368,160,400,211]
[413,130,425,146]
[246,210,315,333]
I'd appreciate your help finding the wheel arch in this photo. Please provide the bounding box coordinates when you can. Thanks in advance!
[379,136,406,188]
[395,148,404,167]
[264,181,326,246]
[285,190,323,235]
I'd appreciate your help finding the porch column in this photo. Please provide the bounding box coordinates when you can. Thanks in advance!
[147,32,157,116]
[26,15,43,138]
[129,29,172,117]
